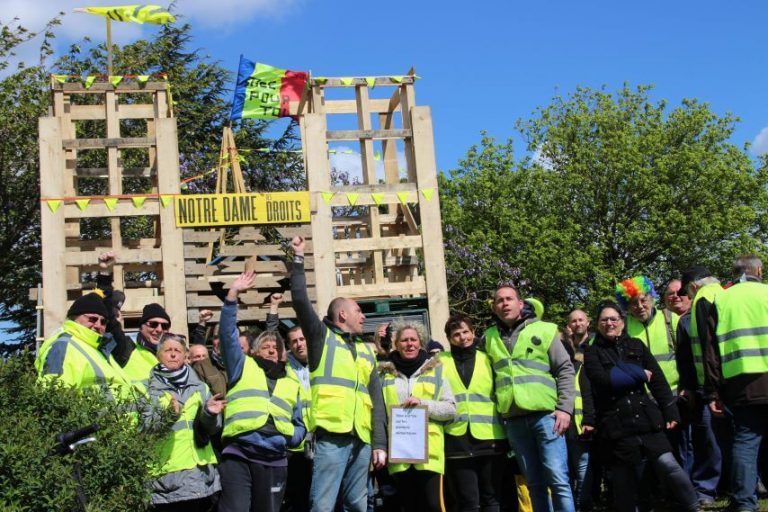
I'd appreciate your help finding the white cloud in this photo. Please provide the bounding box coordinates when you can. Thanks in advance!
[182,0,297,29]
[752,126,768,156]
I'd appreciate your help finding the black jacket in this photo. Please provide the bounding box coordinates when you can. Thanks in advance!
[583,332,679,440]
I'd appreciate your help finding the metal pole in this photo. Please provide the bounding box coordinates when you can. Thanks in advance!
[106,17,113,76]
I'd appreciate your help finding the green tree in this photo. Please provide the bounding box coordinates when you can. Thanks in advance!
[441,84,768,324]
[0,353,168,511]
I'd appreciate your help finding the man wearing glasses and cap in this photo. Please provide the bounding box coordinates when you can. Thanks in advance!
[35,291,137,402]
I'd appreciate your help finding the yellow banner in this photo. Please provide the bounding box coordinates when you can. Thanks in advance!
[174,192,310,227]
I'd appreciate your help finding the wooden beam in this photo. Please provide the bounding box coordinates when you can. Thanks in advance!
[326,129,410,141]
[411,105,449,344]
[74,167,153,178]
[64,248,163,266]
[62,137,156,150]
[62,200,160,218]
[39,117,67,336]
[336,279,426,298]
[156,118,189,338]
[333,235,422,252]
[69,103,156,120]
[56,82,169,93]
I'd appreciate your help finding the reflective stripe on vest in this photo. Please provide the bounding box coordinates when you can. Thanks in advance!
[627,310,679,392]
[714,282,768,379]
[222,357,299,439]
[690,283,723,387]
[573,366,583,435]
[382,363,445,475]
[310,329,376,443]
[439,351,504,440]
[152,389,217,476]
[484,320,559,414]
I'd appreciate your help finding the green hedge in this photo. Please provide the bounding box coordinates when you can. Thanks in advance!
[0,353,168,511]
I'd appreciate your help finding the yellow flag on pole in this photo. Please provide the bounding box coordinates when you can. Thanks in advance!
[78,5,175,24]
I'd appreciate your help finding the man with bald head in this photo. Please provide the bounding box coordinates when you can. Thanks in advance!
[290,236,387,512]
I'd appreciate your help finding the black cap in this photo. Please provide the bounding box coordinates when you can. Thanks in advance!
[141,303,171,326]
[678,266,713,296]
[67,293,109,319]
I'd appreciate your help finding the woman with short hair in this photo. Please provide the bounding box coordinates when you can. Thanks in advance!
[379,320,456,512]
[142,333,224,511]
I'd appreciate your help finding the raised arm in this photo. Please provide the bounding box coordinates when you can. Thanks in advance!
[266,293,283,331]
[289,235,328,372]
[96,251,134,366]
[220,271,256,387]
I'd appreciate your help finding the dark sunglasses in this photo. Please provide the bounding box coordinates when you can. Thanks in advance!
[84,315,107,326]
[145,320,171,330]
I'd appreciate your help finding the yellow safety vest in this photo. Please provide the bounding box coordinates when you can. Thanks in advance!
[36,320,140,402]
[222,358,300,439]
[439,351,505,440]
[627,309,679,392]
[573,365,584,435]
[690,283,723,387]
[310,329,377,443]
[123,342,158,394]
[381,363,445,475]
[484,320,559,414]
[151,389,217,476]
[714,281,768,379]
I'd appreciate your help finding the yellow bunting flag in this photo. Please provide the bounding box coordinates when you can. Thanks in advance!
[160,195,173,207]
[132,196,147,208]
[53,74,67,83]
[109,75,123,87]
[342,149,354,154]
[346,193,359,206]
[84,76,96,88]
[421,188,435,201]
[321,191,335,204]
[314,77,328,85]
[366,77,376,88]
[46,200,62,213]
[371,193,385,206]
[75,199,91,211]
[328,149,337,154]
[396,191,410,204]
[340,77,353,86]
[137,75,150,83]
[103,197,118,211]
[374,151,382,161]
[390,76,404,83]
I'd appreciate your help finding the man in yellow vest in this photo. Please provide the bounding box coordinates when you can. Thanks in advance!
[672,267,723,506]
[484,284,576,512]
[36,292,137,403]
[290,236,387,512]
[705,255,768,512]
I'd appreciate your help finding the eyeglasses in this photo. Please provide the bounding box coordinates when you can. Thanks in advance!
[84,315,107,326]
[598,317,622,324]
[145,320,171,330]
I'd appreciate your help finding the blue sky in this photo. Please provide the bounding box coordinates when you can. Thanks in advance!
[10,0,768,173]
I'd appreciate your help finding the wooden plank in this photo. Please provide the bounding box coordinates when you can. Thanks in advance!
[65,238,159,250]
[291,98,396,116]
[39,117,67,336]
[326,129,410,141]
[62,200,160,218]
[64,248,163,266]
[336,279,426,299]
[56,82,169,93]
[183,243,311,259]
[74,167,153,178]
[69,103,156,120]
[411,105,449,344]
[186,305,298,324]
[399,83,418,182]
[185,290,315,308]
[304,113,336,315]
[184,260,301,275]
[310,77,415,88]
[333,235,422,252]
[156,118,189,338]
[332,183,416,193]
[62,137,156,150]
[106,90,125,291]
[185,273,315,291]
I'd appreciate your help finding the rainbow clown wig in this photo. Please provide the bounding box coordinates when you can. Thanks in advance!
[614,275,657,310]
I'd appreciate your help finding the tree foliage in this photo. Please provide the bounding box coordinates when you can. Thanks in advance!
[0,353,167,511]
[440,84,768,324]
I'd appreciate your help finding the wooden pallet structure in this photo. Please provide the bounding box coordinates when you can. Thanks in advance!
[37,70,449,342]
[38,77,188,337]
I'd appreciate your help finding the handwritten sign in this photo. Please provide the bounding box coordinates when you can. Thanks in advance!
[388,405,428,464]
[174,192,310,227]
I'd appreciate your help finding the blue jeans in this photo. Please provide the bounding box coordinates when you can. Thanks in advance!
[729,405,768,511]
[678,397,721,501]
[309,432,371,512]
[567,438,593,510]
[505,412,575,512]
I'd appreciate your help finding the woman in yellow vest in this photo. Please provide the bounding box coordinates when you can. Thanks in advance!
[141,333,225,511]
[439,314,508,512]
[379,320,456,512]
